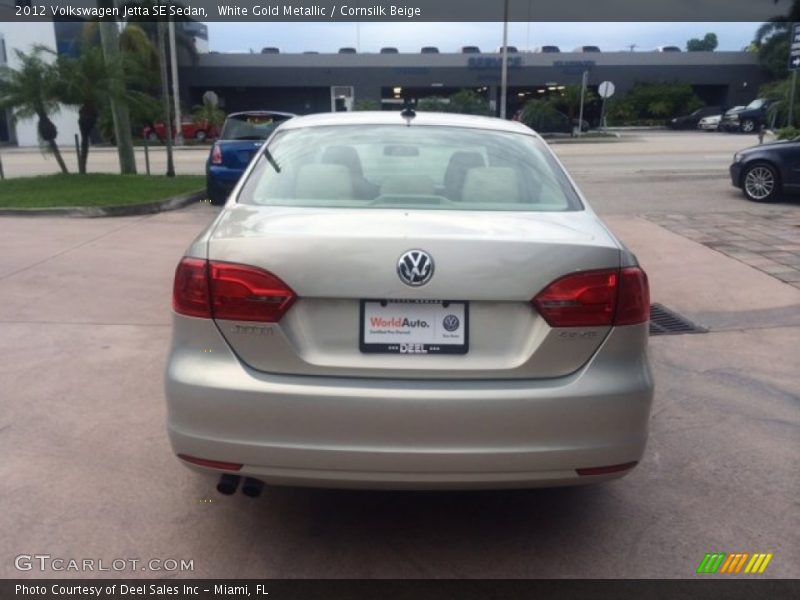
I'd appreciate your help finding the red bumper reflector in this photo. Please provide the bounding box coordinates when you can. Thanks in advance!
[576,461,638,476]
[178,454,242,471]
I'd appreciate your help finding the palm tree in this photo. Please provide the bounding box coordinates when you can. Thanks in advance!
[156,19,175,177]
[0,47,69,173]
[98,17,137,175]
[57,43,159,174]
[753,0,800,78]
[120,1,199,65]
[192,93,225,133]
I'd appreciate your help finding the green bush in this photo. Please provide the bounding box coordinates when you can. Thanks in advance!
[545,84,597,120]
[417,89,491,116]
[520,99,570,133]
[618,81,703,121]
[354,99,379,111]
[777,126,800,139]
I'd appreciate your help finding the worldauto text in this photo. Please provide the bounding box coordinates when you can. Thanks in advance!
[217,4,422,17]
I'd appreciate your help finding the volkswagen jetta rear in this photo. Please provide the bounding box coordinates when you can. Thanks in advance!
[166,111,653,490]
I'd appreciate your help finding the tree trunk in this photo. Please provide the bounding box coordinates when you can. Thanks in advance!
[98,10,137,175]
[48,140,69,174]
[37,114,69,174]
[157,20,175,177]
[77,105,97,175]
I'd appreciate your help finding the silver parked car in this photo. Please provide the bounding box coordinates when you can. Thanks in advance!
[165,111,654,493]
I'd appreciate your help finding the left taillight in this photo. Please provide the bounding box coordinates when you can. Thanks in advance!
[172,258,296,322]
[208,261,296,322]
[173,257,212,318]
[210,143,222,165]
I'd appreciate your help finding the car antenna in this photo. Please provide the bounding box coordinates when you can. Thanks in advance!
[401,100,416,126]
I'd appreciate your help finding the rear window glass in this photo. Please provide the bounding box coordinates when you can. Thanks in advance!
[220,114,292,140]
[236,125,582,212]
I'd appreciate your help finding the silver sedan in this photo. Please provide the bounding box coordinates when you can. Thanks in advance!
[165,111,653,493]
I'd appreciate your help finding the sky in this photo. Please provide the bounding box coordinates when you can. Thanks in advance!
[206,22,762,54]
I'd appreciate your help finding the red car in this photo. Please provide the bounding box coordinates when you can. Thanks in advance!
[142,118,219,143]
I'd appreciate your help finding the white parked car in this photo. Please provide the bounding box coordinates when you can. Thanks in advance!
[166,111,654,494]
[697,114,722,131]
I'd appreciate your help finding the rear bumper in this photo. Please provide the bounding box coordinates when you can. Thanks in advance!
[165,318,654,490]
[206,166,243,203]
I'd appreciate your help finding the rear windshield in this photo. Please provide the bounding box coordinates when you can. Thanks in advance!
[745,99,766,110]
[220,114,292,140]
[236,125,582,212]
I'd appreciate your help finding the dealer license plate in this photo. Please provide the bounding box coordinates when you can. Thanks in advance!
[359,300,468,354]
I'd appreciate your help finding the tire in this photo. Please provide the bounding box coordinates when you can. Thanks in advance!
[147,131,159,142]
[206,181,228,206]
[195,129,207,142]
[741,162,780,202]
[740,119,756,133]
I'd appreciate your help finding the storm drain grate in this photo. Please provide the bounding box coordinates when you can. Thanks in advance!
[649,304,708,336]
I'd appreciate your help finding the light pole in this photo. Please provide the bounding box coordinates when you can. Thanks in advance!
[500,0,509,119]
[169,19,183,146]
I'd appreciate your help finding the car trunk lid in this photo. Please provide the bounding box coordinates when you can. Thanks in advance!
[206,205,622,380]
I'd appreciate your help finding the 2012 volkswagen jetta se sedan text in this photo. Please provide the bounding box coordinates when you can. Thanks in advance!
[165,111,654,492]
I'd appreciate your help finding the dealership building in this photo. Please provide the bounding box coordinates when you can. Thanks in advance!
[179,50,768,120]
[0,20,771,146]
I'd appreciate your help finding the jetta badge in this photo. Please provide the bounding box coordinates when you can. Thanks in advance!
[397,250,434,287]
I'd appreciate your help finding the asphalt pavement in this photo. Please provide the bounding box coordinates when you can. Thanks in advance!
[0,130,798,579]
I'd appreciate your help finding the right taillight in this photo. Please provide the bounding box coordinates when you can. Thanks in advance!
[210,143,222,165]
[532,266,649,327]
[615,266,649,325]
[172,258,296,322]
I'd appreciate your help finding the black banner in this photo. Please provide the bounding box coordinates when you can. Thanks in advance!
[3,580,800,600]
[0,0,797,22]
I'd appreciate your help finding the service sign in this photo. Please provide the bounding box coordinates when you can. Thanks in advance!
[789,23,800,70]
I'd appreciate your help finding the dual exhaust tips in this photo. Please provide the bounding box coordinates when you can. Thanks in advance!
[217,474,264,498]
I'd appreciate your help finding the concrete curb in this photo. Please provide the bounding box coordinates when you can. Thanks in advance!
[0,189,205,218]
[547,133,622,144]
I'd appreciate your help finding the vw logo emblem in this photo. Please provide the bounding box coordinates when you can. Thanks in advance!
[397,249,434,287]
[442,315,460,332]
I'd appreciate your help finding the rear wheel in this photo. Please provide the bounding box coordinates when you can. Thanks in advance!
[195,129,207,142]
[740,118,756,133]
[742,162,780,202]
[147,131,159,142]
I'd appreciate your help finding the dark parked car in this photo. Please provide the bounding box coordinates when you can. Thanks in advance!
[574,46,601,52]
[730,139,800,202]
[667,106,722,130]
[420,46,439,54]
[206,111,295,205]
[720,98,775,133]
[461,46,481,54]
[537,46,561,53]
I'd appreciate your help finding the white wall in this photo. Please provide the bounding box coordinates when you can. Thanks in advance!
[0,22,80,147]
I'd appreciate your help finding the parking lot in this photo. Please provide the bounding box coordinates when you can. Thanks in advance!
[1,130,798,578]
